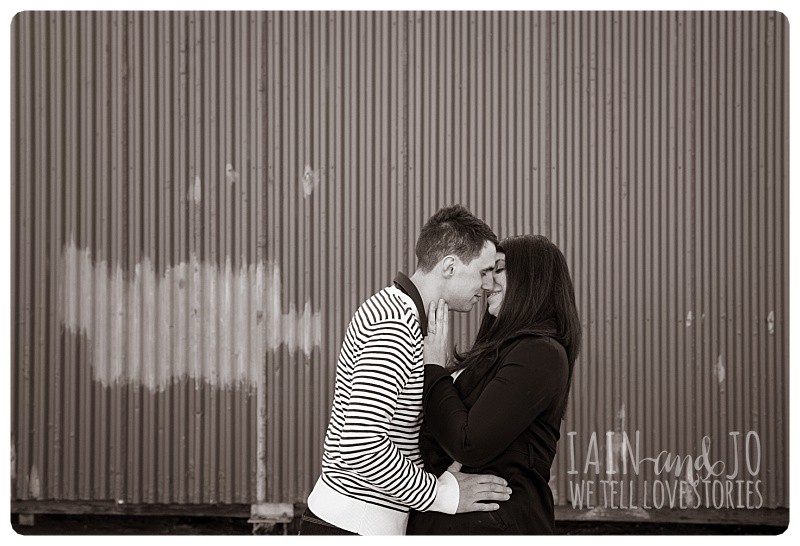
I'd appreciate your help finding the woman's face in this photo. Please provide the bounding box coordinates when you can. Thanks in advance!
[486,252,506,317]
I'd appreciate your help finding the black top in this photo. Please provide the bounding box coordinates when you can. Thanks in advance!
[407,335,570,535]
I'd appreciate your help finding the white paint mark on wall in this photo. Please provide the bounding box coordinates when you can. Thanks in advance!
[10,434,16,483]
[609,402,627,474]
[58,239,322,391]
[682,463,697,506]
[685,311,693,328]
[714,354,726,384]
[29,465,41,499]
[187,175,202,204]
[767,311,775,335]
[302,165,320,197]
[226,163,239,184]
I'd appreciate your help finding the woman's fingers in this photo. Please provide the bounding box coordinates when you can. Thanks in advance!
[428,299,450,340]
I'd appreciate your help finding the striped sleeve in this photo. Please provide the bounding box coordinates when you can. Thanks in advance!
[337,315,438,510]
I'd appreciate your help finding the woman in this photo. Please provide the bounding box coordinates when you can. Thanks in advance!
[407,235,581,534]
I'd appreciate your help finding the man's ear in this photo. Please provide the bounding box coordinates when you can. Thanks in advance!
[441,255,457,277]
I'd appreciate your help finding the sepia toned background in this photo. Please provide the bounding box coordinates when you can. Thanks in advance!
[11,11,788,525]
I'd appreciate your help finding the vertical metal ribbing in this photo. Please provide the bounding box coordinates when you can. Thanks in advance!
[11,11,788,511]
[15,9,31,502]
[10,7,19,503]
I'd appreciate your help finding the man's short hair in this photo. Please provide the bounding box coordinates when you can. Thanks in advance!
[415,205,499,272]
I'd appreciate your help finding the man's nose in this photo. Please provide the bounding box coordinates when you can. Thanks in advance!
[481,276,494,290]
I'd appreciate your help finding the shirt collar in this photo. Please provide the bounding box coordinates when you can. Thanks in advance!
[393,272,429,337]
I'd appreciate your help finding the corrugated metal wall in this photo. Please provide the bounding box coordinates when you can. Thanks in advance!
[12,11,265,505]
[544,11,788,510]
[12,11,788,511]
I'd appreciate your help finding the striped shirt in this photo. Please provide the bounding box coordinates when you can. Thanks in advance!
[307,277,458,535]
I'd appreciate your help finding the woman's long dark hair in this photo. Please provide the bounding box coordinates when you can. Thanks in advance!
[450,235,582,413]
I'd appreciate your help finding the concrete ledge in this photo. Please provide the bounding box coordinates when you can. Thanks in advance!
[11,501,252,518]
[249,503,295,524]
[12,501,788,528]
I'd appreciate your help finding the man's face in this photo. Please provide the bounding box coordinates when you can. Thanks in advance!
[444,241,497,312]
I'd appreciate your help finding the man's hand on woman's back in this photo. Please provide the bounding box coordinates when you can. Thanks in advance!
[451,470,512,512]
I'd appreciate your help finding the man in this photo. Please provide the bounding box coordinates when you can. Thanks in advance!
[301,205,511,535]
